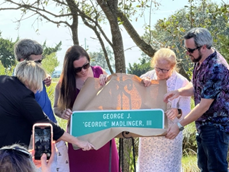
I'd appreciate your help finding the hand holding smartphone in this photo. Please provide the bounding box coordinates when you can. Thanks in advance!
[33,123,53,160]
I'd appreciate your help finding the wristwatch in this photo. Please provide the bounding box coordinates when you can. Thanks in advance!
[177,122,184,131]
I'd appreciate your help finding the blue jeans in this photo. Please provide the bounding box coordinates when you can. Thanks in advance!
[196,125,229,172]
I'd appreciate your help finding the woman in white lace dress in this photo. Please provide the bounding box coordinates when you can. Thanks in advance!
[137,48,191,172]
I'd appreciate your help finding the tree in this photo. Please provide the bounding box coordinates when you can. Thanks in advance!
[42,52,59,74]
[143,0,229,80]
[42,41,62,57]
[127,53,152,76]
[0,0,161,73]
[89,47,115,73]
[0,32,61,74]
[0,33,17,69]
[0,1,205,171]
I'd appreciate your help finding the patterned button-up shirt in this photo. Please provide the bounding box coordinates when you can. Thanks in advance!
[193,51,229,133]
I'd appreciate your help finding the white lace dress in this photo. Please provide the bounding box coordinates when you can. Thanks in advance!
[137,70,191,172]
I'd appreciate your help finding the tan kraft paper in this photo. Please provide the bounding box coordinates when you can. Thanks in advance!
[71,73,168,150]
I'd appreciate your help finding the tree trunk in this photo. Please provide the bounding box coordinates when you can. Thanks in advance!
[66,0,79,45]
[97,0,126,73]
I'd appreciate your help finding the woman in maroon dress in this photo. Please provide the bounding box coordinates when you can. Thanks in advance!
[54,45,119,172]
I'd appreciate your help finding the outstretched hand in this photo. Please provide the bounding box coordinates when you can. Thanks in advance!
[77,139,95,151]
[164,90,180,103]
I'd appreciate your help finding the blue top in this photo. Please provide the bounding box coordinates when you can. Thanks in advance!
[192,51,229,133]
[35,82,57,123]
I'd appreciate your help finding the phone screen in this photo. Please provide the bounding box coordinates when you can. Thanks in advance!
[34,125,52,160]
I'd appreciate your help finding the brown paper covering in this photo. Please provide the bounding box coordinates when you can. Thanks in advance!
[72,73,168,150]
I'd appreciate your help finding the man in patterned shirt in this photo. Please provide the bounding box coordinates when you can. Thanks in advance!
[164,28,229,172]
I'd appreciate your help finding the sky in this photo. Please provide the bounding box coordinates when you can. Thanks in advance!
[0,0,222,71]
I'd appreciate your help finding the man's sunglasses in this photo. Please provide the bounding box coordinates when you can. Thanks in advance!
[185,46,202,53]
[74,63,90,73]
[34,59,43,64]
[0,146,32,159]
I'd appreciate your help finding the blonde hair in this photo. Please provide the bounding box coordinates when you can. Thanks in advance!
[15,61,46,92]
[151,48,177,70]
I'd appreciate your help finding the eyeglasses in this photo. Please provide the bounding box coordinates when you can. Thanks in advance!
[155,67,170,73]
[74,63,90,73]
[34,59,43,64]
[0,146,32,159]
[185,46,202,53]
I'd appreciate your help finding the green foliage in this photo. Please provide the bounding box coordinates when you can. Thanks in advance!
[42,41,62,57]
[89,47,115,73]
[127,54,152,76]
[143,1,229,73]
[42,52,59,75]
[0,34,17,69]
[0,61,15,76]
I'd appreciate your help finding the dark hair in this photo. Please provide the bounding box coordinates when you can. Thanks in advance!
[58,45,90,110]
[0,144,36,172]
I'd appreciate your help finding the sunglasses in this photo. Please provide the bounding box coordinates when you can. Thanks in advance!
[155,67,170,73]
[34,59,43,64]
[0,146,32,159]
[74,63,90,73]
[185,46,201,53]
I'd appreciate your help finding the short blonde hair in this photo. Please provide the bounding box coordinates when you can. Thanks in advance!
[15,61,46,92]
[151,48,177,70]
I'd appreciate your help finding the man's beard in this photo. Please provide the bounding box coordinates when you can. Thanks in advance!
[191,51,202,62]
[192,55,202,62]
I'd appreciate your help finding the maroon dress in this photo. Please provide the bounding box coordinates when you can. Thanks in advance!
[68,66,119,172]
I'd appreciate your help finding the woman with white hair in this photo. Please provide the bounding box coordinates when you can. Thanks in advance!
[0,61,93,151]
[137,48,191,172]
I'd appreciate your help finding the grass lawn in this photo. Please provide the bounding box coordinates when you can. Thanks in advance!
[182,156,199,172]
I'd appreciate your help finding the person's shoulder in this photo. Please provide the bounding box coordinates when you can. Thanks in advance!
[91,65,102,70]
[0,75,21,85]
[91,65,103,73]
[175,71,189,82]
[140,69,155,78]
[35,83,47,97]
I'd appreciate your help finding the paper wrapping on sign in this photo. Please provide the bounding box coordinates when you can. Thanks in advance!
[71,73,168,150]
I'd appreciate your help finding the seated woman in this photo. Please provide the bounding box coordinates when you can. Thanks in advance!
[0,61,93,151]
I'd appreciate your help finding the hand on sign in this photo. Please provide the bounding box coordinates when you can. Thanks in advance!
[141,77,151,87]
[99,74,108,86]
[165,123,180,139]
[165,108,179,121]
[61,108,72,120]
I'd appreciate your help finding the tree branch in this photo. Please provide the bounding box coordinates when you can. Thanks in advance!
[117,10,156,57]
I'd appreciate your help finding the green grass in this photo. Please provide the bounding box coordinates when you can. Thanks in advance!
[56,116,68,129]
[182,156,199,172]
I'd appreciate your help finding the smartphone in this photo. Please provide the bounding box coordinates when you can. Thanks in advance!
[33,123,53,160]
